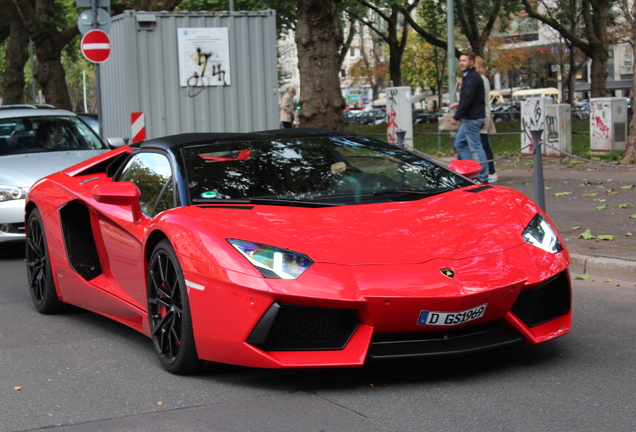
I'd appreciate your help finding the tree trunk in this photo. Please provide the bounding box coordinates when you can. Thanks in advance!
[2,0,80,111]
[295,0,345,129]
[2,14,30,104]
[31,35,73,110]
[520,0,610,98]
[622,3,636,164]
[388,42,403,86]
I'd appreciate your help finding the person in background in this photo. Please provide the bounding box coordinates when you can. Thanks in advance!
[38,121,68,150]
[474,56,498,183]
[449,52,488,184]
[280,86,296,129]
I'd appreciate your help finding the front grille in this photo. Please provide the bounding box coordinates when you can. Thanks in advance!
[512,271,571,327]
[248,302,358,351]
[368,321,522,360]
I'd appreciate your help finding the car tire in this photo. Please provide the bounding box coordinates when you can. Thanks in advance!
[148,239,202,374]
[26,208,65,314]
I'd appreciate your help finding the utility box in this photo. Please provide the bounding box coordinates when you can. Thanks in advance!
[544,104,571,156]
[521,97,554,154]
[590,98,628,153]
[385,86,413,148]
[100,10,279,141]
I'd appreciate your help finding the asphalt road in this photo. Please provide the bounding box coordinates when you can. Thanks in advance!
[1,243,635,432]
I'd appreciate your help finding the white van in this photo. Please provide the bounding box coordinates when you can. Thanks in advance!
[489,90,505,105]
[511,88,561,104]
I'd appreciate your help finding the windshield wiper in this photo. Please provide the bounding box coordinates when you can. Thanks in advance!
[372,187,455,197]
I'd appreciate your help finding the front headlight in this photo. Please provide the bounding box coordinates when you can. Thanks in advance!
[0,186,28,202]
[227,239,313,279]
[522,213,563,254]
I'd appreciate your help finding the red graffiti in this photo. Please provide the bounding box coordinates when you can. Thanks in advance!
[591,115,610,140]
[387,107,398,143]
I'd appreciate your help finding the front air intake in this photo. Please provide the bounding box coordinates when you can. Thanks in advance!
[512,271,571,327]
[248,302,358,351]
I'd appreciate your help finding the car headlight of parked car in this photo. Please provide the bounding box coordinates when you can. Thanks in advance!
[227,239,313,279]
[522,213,563,254]
[0,185,28,202]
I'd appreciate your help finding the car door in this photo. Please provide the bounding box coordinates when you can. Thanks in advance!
[94,151,176,310]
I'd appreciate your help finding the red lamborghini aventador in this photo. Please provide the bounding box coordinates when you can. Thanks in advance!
[25,129,571,374]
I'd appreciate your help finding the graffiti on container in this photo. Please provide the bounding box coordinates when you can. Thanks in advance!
[521,99,544,145]
[546,115,558,143]
[591,115,610,142]
[186,47,228,96]
[386,89,399,143]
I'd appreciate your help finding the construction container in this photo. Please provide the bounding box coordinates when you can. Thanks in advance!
[100,9,279,141]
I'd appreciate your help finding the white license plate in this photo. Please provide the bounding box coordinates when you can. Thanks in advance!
[417,304,487,326]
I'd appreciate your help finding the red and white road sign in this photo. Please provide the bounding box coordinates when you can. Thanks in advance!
[81,29,111,63]
[131,112,146,143]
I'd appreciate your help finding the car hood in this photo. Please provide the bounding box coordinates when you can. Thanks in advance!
[0,150,106,187]
[192,187,535,265]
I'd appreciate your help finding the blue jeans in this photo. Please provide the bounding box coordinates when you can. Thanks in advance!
[454,119,488,182]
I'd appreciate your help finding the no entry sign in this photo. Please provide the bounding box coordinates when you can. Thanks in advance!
[81,29,111,63]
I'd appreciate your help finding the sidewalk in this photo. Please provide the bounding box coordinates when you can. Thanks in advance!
[454,154,636,280]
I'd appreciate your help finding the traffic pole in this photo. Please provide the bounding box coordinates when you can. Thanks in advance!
[92,0,103,138]
[531,129,546,212]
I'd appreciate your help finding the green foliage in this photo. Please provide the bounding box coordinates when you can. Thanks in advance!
[402,29,445,93]
[176,0,297,35]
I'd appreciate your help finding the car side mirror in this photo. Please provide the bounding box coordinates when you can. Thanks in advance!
[107,137,128,148]
[92,182,143,223]
[448,160,483,179]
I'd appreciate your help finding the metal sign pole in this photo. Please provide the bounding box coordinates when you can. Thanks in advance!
[446,0,456,153]
[531,129,546,212]
[92,0,104,137]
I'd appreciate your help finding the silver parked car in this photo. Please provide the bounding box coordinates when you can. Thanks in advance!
[0,105,118,244]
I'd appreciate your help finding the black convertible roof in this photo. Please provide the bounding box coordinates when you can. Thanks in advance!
[137,128,354,151]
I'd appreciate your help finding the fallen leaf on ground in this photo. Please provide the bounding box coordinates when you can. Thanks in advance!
[597,235,614,241]
[579,229,595,239]
[613,203,633,209]
[554,192,573,196]
[571,226,582,230]
[14,386,21,391]
[631,214,636,219]
[605,279,612,283]
[576,275,591,280]
[583,193,598,196]
[596,205,608,210]
[619,185,635,189]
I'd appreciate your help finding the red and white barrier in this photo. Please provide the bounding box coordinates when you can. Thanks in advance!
[131,112,146,143]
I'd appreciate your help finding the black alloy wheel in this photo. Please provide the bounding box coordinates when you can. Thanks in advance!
[25,208,64,314]
[148,240,201,374]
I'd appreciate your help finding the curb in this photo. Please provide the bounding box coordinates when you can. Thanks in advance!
[569,253,636,281]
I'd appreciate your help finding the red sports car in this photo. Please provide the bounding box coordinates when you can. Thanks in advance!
[25,129,571,374]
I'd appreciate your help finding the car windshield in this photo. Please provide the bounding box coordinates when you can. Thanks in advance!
[182,135,473,206]
[0,115,106,156]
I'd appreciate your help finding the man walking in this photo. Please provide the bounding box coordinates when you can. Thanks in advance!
[280,86,296,129]
[450,52,488,183]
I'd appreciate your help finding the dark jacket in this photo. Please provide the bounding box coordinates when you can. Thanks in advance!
[453,68,485,121]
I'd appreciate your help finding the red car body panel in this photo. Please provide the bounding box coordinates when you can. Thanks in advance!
[26,137,572,369]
